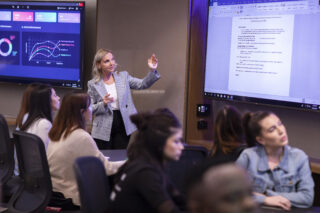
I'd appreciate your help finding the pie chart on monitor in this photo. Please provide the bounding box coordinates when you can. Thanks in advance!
[0,38,13,57]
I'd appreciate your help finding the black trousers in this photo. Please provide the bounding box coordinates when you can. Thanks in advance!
[94,110,130,150]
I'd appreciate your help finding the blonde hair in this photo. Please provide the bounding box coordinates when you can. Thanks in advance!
[92,48,113,81]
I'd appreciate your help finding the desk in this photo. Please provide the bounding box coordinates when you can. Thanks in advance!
[101,149,127,161]
[259,206,320,213]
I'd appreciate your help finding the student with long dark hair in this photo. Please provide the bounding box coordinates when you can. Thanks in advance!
[110,108,186,213]
[47,93,124,209]
[16,83,40,129]
[210,105,246,162]
[237,111,314,210]
[21,84,60,150]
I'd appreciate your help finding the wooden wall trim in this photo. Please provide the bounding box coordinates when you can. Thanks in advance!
[186,0,213,143]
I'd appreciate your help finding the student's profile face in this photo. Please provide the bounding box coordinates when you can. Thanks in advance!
[51,88,60,112]
[256,114,288,148]
[163,129,184,161]
[98,53,117,74]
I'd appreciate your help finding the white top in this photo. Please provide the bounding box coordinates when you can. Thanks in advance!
[104,82,119,110]
[26,118,52,151]
[47,128,125,206]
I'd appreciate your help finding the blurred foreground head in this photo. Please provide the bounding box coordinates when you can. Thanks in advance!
[188,163,256,213]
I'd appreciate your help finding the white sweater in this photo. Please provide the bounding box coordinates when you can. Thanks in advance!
[26,118,52,151]
[47,128,125,206]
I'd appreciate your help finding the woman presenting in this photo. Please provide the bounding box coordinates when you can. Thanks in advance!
[87,49,160,149]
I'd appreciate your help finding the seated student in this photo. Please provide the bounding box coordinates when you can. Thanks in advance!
[47,93,125,209]
[16,83,40,130]
[110,108,186,213]
[187,163,256,213]
[210,105,246,162]
[20,84,60,150]
[237,111,314,210]
[14,83,41,175]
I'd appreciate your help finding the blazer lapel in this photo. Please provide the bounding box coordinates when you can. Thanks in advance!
[95,79,108,99]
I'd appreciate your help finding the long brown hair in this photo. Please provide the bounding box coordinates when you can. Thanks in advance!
[21,84,53,131]
[49,93,90,141]
[210,105,245,156]
[16,83,40,129]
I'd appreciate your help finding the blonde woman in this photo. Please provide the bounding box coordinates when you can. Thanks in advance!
[87,49,160,149]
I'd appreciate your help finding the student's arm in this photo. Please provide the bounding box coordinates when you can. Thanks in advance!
[135,168,184,213]
[74,130,125,175]
[265,155,314,208]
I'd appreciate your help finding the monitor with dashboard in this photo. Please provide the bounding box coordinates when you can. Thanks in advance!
[204,0,320,111]
[0,1,85,89]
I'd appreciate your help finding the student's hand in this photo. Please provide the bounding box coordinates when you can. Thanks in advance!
[264,196,291,211]
[103,93,114,106]
[148,53,158,70]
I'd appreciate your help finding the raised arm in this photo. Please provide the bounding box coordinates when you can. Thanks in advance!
[128,54,160,89]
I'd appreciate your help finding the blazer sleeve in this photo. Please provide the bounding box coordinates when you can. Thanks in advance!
[87,80,112,115]
[128,70,160,90]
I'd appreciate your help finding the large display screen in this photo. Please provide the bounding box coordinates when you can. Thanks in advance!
[204,0,320,111]
[0,1,85,88]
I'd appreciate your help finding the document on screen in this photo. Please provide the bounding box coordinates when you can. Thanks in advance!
[228,15,294,96]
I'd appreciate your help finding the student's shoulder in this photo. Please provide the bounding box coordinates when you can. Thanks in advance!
[287,145,308,160]
[241,146,260,156]
[37,118,52,127]
[70,129,92,140]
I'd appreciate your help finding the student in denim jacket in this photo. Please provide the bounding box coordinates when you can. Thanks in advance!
[237,111,314,210]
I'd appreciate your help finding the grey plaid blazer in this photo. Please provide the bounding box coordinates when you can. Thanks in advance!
[87,70,160,141]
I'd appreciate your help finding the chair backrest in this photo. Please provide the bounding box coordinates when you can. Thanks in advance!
[9,130,52,213]
[0,114,14,184]
[74,156,110,213]
[166,145,208,195]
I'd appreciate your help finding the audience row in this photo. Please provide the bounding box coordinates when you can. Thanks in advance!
[7,82,315,212]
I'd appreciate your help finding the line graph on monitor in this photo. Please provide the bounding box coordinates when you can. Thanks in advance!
[22,32,80,68]
[28,40,74,61]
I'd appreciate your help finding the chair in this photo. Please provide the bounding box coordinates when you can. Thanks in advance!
[0,114,15,187]
[8,130,52,213]
[166,145,208,195]
[73,156,110,213]
[0,114,22,205]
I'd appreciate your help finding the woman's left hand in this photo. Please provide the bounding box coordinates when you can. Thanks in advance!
[148,54,158,70]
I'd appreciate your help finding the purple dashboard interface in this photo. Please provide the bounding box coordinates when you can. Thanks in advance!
[0,1,85,88]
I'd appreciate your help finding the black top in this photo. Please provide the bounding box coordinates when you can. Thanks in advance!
[110,158,186,213]
[211,145,245,163]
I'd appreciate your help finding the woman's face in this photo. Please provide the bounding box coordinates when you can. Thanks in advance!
[163,129,184,161]
[83,104,92,123]
[98,53,116,74]
[256,114,288,148]
[51,88,60,112]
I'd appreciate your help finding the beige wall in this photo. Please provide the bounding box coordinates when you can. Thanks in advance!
[96,0,189,124]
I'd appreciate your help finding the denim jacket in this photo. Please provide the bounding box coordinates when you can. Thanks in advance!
[236,145,314,208]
